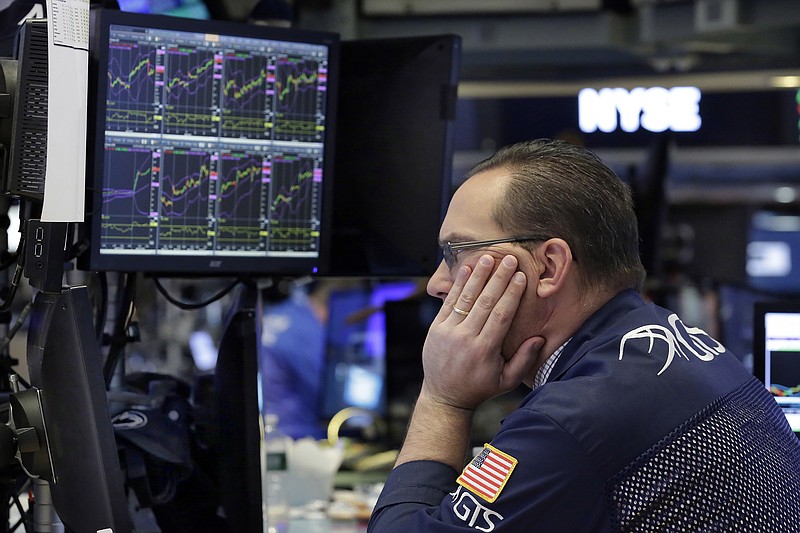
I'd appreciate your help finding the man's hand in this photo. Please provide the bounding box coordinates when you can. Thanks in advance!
[421,254,545,411]
[393,254,545,471]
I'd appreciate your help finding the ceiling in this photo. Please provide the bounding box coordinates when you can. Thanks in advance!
[285,0,800,204]
[291,0,800,96]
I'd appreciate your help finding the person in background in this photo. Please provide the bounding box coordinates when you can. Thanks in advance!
[368,138,800,531]
[261,279,332,440]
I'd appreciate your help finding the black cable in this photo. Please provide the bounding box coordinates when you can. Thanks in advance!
[102,273,137,387]
[0,234,25,313]
[0,249,20,272]
[0,296,32,391]
[94,272,109,347]
[152,277,241,310]
[0,301,31,355]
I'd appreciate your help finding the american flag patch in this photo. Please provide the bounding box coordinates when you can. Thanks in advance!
[456,444,517,503]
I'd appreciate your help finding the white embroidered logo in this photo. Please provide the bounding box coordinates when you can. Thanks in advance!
[449,486,504,531]
[619,314,726,375]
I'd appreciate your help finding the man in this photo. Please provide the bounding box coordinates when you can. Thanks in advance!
[261,279,329,440]
[367,139,800,531]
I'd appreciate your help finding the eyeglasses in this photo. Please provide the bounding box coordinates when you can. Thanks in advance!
[440,236,551,269]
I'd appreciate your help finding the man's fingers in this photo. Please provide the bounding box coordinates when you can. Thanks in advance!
[477,260,526,338]
[500,335,545,390]
[450,255,495,319]
[436,264,471,322]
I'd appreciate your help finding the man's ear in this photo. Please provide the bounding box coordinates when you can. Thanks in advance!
[535,238,574,298]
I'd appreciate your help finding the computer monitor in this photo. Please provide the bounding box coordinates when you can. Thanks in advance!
[319,281,421,422]
[327,35,461,276]
[118,0,211,19]
[753,301,800,433]
[81,9,339,276]
[747,210,800,293]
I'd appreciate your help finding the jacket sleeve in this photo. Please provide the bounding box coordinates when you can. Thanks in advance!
[367,460,459,532]
[366,407,610,532]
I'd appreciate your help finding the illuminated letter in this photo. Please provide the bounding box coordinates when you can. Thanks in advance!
[579,88,618,133]
[669,86,702,132]
[615,87,646,133]
[640,87,670,132]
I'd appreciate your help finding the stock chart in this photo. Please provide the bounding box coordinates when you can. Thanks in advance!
[268,149,323,252]
[274,55,327,142]
[99,23,330,258]
[221,51,270,138]
[106,41,158,131]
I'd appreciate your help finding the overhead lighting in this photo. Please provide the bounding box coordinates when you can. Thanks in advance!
[774,187,798,204]
[770,75,800,88]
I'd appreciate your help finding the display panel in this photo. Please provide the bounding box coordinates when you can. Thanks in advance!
[319,281,420,420]
[747,210,800,293]
[753,301,800,434]
[83,10,338,275]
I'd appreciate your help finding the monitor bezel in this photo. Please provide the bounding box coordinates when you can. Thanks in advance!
[82,9,339,276]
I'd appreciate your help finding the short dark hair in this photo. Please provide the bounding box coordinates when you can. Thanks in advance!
[467,138,646,293]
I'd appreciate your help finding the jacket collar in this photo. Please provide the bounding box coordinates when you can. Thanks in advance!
[545,289,645,384]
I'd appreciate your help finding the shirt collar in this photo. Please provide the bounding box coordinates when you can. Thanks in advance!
[533,339,571,389]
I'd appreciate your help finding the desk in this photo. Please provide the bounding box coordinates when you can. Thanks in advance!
[289,517,367,532]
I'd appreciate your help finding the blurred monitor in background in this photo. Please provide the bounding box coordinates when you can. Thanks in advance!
[318,281,421,430]
[117,0,209,18]
[748,210,800,294]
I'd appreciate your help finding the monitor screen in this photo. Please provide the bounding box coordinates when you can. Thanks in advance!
[319,281,420,421]
[753,301,800,433]
[747,210,800,293]
[118,0,211,19]
[82,10,338,276]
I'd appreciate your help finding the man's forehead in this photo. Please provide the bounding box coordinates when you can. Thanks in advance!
[439,171,505,241]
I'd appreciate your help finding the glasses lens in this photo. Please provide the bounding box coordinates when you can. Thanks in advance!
[442,243,455,269]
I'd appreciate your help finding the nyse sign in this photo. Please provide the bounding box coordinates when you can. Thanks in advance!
[579,87,702,134]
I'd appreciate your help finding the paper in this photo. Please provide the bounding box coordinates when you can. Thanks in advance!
[42,0,89,222]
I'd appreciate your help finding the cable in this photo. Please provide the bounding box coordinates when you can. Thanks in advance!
[152,277,241,310]
[0,234,25,313]
[93,272,109,347]
[0,301,33,392]
[0,249,20,272]
[102,273,137,387]
[0,300,32,354]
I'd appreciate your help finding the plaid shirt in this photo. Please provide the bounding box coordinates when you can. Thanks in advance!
[533,340,570,389]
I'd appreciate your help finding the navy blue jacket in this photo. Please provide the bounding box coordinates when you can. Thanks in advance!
[368,290,800,531]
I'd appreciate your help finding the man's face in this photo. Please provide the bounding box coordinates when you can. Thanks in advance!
[426,167,545,364]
